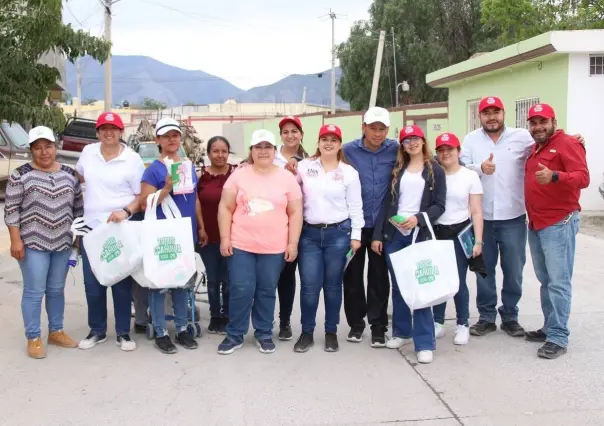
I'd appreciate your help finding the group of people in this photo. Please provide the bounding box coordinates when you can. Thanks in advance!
[5,96,589,363]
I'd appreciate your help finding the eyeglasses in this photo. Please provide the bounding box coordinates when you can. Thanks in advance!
[401,137,421,145]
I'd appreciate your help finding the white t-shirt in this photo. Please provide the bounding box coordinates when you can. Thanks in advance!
[397,170,425,217]
[273,145,289,168]
[76,142,146,220]
[437,167,483,225]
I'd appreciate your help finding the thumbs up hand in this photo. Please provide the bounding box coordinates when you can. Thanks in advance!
[535,162,554,185]
[481,153,496,175]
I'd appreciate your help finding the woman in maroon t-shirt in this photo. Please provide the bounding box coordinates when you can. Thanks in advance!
[197,136,236,334]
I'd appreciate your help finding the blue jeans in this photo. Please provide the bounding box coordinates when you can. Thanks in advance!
[198,243,229,319]
[226,248,285,345]
[19,248,71,339]
[528,212,580,348]
[433,235,470,326]
[149,288,189,337]
[384,232,436,352]
[477,215,527,323]
[81,244,133,336]
[298,220,351,334]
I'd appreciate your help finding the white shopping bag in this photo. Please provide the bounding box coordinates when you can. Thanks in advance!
[388,212,459,310]
[139,191,196,289]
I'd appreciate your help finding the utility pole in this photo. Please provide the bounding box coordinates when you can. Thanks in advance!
[369,30,386,108]
[329,9,338,115]
[392,27,399,107]
[103,0,121,112]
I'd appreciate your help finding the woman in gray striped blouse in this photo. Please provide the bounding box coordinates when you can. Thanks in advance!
[4,126,84,359]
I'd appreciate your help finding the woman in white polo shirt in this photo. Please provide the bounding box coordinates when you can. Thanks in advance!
[293,124,363,353]
[432,133,484,346]
[76,112,146,352]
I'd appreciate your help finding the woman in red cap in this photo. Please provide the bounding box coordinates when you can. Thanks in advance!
[432,133,484,346]
[370,125,446,364]
[273,116,309,340]
[292,124,363,353]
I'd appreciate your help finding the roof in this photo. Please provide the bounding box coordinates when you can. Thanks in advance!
[427,30,604,88]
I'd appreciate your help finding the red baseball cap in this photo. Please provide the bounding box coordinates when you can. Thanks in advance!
[527,103,555,120]
[435,133,461,149]
[399,125,425,142]
[479,96,504,112]
[96,112,124,130]
[318,124,342,141]
[278,115,303,131]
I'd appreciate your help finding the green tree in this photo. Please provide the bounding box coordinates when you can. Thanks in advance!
[0,0,110,128]
[141,97,168,110]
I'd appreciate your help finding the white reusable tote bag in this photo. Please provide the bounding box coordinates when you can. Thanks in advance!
[388,212,459,310]
[140,191,196,289]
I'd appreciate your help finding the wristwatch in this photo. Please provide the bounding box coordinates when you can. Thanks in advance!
[123,207,132,218]
[552,171,559,182]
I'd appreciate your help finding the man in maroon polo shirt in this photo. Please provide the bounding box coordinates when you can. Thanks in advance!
[523,103,589,359]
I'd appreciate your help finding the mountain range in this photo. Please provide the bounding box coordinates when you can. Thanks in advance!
[66,56,348,108]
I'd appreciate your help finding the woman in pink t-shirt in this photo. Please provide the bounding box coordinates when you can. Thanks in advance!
[217,129,303,355]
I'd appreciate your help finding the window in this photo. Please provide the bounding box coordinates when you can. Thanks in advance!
[0,122,30,149]
[515,97,540,129]
[590,54,604,76]
[467,99,480,133]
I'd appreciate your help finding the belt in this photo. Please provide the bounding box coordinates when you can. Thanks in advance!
[433,219,471,232]
[304,219,347,229]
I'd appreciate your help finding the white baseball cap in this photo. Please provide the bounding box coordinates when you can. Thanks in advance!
[28,126,56,145]
[364,107,390,127]
[250,129,276,147]
[155,117,182,136]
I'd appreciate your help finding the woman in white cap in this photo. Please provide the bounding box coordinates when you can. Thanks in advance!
[216,129,303,355]
[293,124,364,353]
[139,117,202,354]
[76,112,146,352]
[4,126,83,358]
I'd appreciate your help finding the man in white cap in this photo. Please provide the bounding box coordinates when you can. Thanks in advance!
[340,106,399,348]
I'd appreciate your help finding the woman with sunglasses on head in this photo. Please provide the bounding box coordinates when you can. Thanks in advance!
[371,125,446,364]
[292,124,363,353]
[432,133,483,346]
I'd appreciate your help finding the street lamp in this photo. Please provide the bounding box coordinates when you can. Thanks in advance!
[396,81,410,107]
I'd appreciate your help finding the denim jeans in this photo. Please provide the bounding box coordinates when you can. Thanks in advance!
[528,212,580,348]
[226,248,285,345]
[384,232,436,352]
[277,259,298,325]
[19,248,71,339]
[298,220,351,334]
[198,243,229,319]
[477,214,527,323]
[433,231,470,326]
[81,244,133,336]
[149,288,189,337]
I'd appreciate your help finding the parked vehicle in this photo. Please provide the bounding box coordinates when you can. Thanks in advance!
[59,117,99,152]
[0,121,80,199]
[136,142,187,168]
[599,173,604,199]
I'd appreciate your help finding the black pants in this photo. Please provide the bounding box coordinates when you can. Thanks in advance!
[277,258,298,325]
[343,227,390,332]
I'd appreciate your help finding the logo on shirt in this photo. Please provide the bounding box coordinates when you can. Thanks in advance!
[307,168,319,177]
[154,236,182,261]
[100,237,123,263]
[332,171,344,181]
[415,259,440,285]
[241,195,275,216]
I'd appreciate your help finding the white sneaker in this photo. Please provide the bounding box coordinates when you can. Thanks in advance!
[116,334,136,351]
[434,322,446,339]
[78,332,107,350]
[453,324,470,345]
[417,350,433,364]
[386,337,412,349]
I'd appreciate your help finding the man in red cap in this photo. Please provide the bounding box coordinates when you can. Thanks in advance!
[523,103,589,359]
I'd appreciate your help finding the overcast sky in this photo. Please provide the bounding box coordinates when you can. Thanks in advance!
[63,0,373,90]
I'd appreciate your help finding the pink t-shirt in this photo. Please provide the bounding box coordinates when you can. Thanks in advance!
[223,165,302,254]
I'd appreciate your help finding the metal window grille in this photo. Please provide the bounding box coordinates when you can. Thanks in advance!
[590,54,604,76]
[467,100,480,132]
[515,97,540,129]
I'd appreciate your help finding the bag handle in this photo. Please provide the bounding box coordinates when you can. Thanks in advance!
[160,194,183,220]
[144,191,161,221]
[411,212,437,244]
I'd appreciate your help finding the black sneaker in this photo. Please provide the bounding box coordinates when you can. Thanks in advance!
[78,332,107,350]
[501,320,525,337]
[346,327,364,343]
[325,333,339,352]
[469,320,497,336]
[537,342,567,359]
[256,338,276,354]
[278,323,293,341]
[219,318,228,335]
[133,323,146,334]
[175,330,198,350]
[293,333,314,353]
[217,338,242,355]
[525,328,547,342]
[370,330,386,348]
[207,318,222,334]
[155,335,177,354]
[116,334,136,351]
